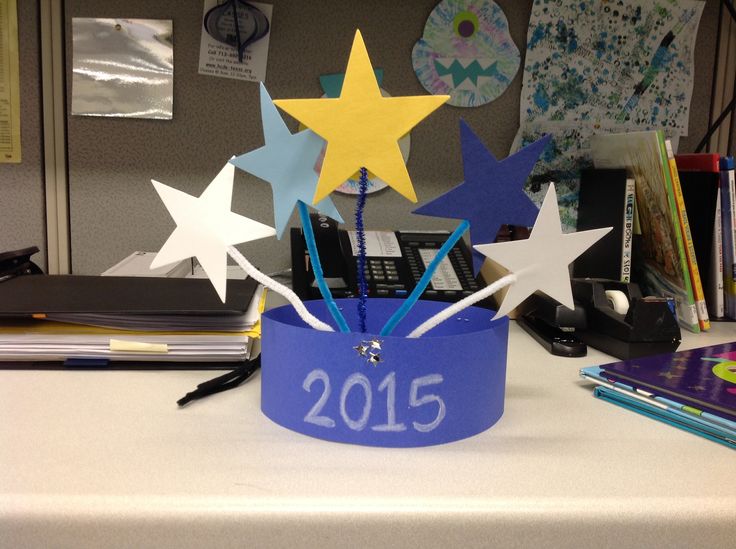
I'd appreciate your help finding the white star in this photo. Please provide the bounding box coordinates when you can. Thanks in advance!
[474,184,611,319]
[150,161,276,302]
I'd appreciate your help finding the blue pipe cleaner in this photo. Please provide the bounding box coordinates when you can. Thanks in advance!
[355,168,369,333]
[297,201,350,332]
[379,220,470,336]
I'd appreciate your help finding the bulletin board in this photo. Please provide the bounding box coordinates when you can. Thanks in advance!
[63,0,721,276]
[0,1,46,268]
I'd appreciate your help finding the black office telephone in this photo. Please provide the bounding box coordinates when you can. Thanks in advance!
[291,213,483,303]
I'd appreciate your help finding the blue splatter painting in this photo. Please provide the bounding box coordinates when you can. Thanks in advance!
[511,122,597,231]
[514,0,703,230]
[520,0,703,133]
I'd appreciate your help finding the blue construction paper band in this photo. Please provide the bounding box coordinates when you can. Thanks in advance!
[355,168,369,332]
[261,298,509,447]
[379,220,470,336]
[297,201,350,333]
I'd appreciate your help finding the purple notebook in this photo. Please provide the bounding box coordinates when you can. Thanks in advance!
[600,342,736,422]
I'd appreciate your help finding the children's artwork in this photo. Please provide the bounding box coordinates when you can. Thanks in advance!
[150,162,276,302]
[413,120,548,274]
[475,184,610,318]
[261,298,509,447]
[412,0,520,107]
[198,0,272,81]
[230,83,343,240]
[315,71,411,196]
[274,31,447,203]
[520,0,704,134]
[510,121,597,231]
[71,18,173,119]
[147,29,612,448]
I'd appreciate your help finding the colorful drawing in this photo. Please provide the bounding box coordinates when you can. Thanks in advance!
[510,122,597,230]
[707,359,736,391]
[520,0,703,134]
[412,0,520,107]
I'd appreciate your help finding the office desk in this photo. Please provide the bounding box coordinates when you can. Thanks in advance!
[1,321,734,548]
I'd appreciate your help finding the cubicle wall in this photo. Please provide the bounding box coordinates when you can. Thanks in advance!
[59,1,721,274]
[0,1,46,269]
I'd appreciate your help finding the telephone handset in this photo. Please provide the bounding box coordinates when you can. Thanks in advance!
[290,213,483,303]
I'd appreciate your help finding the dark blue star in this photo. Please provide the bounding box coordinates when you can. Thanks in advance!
[413,120,549,273]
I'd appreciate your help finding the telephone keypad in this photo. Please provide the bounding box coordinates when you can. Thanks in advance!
[397,234,482,302]
[368,259,408,297]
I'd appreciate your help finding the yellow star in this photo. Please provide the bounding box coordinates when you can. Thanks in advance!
[274,30,448,203]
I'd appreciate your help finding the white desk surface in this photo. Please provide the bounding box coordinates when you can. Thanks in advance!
[1,321,735,548]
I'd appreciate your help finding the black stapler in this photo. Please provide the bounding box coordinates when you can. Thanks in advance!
[517,293,588,357]
[570,278,681,360]
[0,246,43,282]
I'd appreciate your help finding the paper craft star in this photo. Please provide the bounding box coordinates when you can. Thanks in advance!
[151,162,276,302]
[273,30,448,203]
[474,184,610,319]
[413,120,550,273]
[230,83,343,239]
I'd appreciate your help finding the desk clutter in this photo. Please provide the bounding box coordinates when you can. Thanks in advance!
[12,1,736,450]
[0,274,263,367]
[585,132,736,334]
[581,342,736,450]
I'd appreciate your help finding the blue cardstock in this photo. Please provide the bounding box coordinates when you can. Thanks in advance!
[261,299,509,447]
[412,120,548,274]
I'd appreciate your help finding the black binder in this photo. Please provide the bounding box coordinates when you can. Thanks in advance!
[0,275,256,321]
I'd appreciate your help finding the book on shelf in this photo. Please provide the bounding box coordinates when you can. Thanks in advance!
[573,169,635,282]
[590,130,700,333]
[664,142,709,330]
[712,188,724,318]
[674,153,724,319]
[721,157,736,319]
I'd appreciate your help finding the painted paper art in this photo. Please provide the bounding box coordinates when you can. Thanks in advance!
[510,121,598,230]
[412,0,520,107]
[521,0,704,135]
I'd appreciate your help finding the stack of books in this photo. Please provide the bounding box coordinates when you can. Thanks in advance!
[0,275,264,368]
[581,343,736,449]
[589,129,735,331]
[674,155,735,320]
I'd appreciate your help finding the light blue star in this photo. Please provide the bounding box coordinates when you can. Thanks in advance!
[231,83,343,239]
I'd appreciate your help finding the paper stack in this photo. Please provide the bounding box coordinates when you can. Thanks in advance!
[0,275,264,368]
